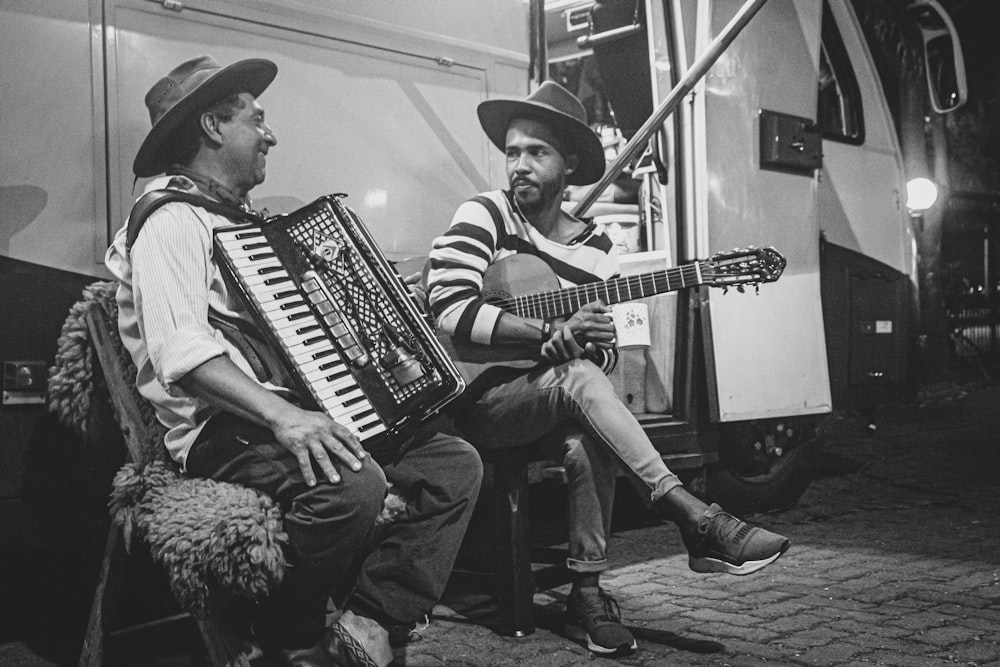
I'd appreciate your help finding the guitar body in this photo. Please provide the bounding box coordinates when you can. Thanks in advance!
[439,255,561,383]
[481,254,562,303]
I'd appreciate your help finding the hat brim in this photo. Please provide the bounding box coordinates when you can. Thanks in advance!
[133,58,277,178]
[477,99,605,186]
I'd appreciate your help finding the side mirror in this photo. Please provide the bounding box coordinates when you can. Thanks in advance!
[906,0,968,114]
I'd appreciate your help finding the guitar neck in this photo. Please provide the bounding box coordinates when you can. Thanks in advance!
[509,262,705,319]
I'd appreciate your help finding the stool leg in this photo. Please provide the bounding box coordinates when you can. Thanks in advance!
[491,453,535,637]
[79,523,125,667]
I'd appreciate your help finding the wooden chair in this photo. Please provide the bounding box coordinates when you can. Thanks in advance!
[64,288,284,666]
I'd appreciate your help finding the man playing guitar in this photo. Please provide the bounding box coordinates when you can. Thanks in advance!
[426,81,790,657]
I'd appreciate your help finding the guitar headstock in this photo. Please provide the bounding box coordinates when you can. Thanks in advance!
[701,246,786,291]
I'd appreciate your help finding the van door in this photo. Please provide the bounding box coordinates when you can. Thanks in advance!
[817,0,914,275]
[693,0,831,422]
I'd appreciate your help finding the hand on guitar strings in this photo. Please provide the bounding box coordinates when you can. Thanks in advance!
[541,300,616,364]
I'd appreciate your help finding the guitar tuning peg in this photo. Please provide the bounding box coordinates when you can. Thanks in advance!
[755,283,760,295]
[737,284,746,294]
[722,286,729,295]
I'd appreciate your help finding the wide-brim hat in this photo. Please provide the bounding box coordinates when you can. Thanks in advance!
[133,55,277,178]
[477,80,605,186]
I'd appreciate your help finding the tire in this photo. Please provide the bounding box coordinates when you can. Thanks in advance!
[704,415,822,515]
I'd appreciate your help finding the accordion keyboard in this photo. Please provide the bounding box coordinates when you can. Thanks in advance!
[215,226,388,441]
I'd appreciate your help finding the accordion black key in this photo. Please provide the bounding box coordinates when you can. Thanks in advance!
[213,194,465,444]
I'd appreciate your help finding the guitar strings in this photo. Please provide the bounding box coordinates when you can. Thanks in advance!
[503,263,707,318]
[487,249,775,317]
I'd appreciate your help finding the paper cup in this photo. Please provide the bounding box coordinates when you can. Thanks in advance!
[612,302,651,348]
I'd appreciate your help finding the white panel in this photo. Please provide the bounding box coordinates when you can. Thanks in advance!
[704,264,831,421]
[0,1,106,276]
[105,1,504,258]
[698,0,831,420]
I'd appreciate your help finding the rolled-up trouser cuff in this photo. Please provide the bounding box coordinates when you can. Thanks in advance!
[649,473,684,505]
[567,557,609,573]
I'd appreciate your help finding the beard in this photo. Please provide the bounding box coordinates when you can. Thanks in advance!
[513,187,543,215]
[511,174,565,216]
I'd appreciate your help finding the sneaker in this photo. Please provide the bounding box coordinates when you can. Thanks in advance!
[566,586,637,656]
[683,503,790,575]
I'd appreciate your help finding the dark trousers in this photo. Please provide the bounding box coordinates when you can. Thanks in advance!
[186,411,482,650]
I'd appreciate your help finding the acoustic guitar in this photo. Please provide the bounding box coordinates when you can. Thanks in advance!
[434,246,786,384]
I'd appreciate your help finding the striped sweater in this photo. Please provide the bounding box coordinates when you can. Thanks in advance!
[427,189,620,344]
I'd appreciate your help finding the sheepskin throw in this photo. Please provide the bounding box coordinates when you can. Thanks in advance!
[48,280,117,434]
[109,460,287,611]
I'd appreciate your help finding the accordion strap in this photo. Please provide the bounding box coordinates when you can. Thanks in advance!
[207,311,290,386]
[125,189,283,385]
[125,189,250,254]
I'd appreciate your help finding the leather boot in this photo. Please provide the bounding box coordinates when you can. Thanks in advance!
[323,609,393,667]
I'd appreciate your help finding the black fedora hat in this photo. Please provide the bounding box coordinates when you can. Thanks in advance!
[133,55,277,178]
[477,80,605,185]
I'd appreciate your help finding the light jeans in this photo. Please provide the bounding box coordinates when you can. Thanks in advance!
[561,431,617,572]
[457,359,682,572]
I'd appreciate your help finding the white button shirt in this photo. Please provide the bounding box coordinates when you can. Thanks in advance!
[105,175,285,468]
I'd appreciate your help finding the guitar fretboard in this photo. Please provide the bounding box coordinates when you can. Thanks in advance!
[509,263,705,319]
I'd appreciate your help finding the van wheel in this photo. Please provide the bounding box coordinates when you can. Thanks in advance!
[704,416,821,515]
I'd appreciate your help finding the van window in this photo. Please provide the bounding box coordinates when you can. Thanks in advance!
[817,1,864,144]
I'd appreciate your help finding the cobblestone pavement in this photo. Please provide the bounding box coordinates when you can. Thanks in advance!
[5,381,998,666]
[398,381,1000,666]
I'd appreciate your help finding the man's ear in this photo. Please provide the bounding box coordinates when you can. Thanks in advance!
[565,154,580,178]
[200,112,224,147]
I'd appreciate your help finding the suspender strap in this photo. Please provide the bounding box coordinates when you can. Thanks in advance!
[125,189,250,254]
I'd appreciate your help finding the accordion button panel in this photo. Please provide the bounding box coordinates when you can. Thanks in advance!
[301,271,370,368]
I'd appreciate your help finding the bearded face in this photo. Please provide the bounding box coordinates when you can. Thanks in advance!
[504,118,577,215]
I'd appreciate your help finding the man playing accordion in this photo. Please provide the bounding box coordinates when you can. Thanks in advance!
[105,54,482,667]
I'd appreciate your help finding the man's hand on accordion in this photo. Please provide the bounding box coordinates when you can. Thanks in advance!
[270,406,367,486]
[178,356,368,487]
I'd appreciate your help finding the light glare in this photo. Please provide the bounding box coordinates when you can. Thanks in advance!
[906,177,938,212]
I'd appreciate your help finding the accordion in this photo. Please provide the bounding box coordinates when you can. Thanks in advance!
[213,194,465,444]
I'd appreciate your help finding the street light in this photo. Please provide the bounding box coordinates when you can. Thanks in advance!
[906,176,938,214]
